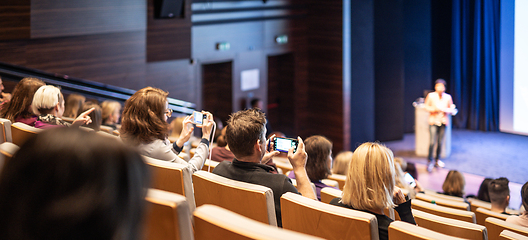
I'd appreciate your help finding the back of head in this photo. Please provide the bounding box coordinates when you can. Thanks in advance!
[488,177,510,205]
[169,116,185,138]
[101,100,121,124]
[120,87,169,144]
[521,181,528,211]
[82,102,102,131]
[477,178,493,202]
[304,135,332,181]
[332,151,352,175]
[0,77,45,121]
[216,127,228,147]
[342,142,396,210]
[0,127,149,240]
[442,170,465,197]
[32,85,63,115]
[225,109,266,158]
[63,94,86,118]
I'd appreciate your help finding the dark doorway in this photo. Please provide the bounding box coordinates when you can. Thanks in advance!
[267,53,295,137]
[202,61,233,127]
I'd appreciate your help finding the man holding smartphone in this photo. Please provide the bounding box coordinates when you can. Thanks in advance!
[212,109,316,227]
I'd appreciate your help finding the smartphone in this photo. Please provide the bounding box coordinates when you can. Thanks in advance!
[273,137,299,153]
[192,111,206,127]
[404,172,417,189]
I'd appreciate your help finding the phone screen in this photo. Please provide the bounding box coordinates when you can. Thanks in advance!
[193,111,204,125]
[404,172,417,188]
[274,137,298,153]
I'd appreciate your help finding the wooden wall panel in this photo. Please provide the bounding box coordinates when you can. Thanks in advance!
[306,0,344,152]
[146,59,196,102]
[31,0,146,38]
[267,53,295,137]
[25,31,147,91]
[202,61,233,124]
[0,0,30,40]
[147,0,191,61]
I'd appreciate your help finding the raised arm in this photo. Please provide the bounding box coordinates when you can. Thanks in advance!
[287,137,316,200]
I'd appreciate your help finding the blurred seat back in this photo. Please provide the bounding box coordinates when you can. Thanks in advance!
[416,193,470,211]
[320,187,342,204]
[193,204,323,240]
[468,198,492,213]
[144,189,193,240]
[476,207,510,225]
[201,160,219,172]
[485,217,528,240]
[0,118,12,143]
[423,190,466,202]
[388,221,466,240]
[144,156,195,213]
[192,170,277,226]
[11,122,42,146]
[412,209,488,240]
[281,192,379,240]
[327,174,346,190]
[411,199,476,223]
[499,230,528,240]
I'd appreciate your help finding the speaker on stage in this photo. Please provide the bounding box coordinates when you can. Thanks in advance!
[154,0,184,19]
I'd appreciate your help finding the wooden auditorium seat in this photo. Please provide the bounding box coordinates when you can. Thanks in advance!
[192,170,277,226]
[415,193,470,211]
[144,189,193,240]
[468,198,493,213]
[499,230,528,240]
[0,142,19,163]
[280,192,379,240]
[327,174,346,190]
[11,122,42,146]
[486,217,528,240]
[411,199,476,223]
[201,159,219,172]
[290,178,316,194]
[0,118,12,143]
[99,125,115,134]
[144,156,196,213]
[388,221,466,240]
[320,187,342,204]
[321,178,339,188]
[193,204,323,240]
[476,207,510,225]
[412,209,488,240]
[423,190,466,202]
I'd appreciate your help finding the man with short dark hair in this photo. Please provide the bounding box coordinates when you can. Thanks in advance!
[212,109,316,227]
[488,177,511,214]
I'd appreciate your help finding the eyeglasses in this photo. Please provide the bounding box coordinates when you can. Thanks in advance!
[165,108,173,118]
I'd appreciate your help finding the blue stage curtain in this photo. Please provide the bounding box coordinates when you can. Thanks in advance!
[451,0,499,131]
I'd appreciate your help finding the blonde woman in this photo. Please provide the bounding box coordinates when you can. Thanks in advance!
[101,100,122,130]
[330,142,416,240]
[331,151,352,175]
[442,170,465,197]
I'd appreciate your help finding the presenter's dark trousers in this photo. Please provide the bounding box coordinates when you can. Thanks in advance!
[428,124,446,162]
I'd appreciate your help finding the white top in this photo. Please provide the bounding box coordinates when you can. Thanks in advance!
[137,138,209,173]
[425,92,454,126]
[506,212,528,228]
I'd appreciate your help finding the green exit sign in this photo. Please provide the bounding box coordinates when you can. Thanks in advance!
[275,35,288,44]
[216,42,230,51]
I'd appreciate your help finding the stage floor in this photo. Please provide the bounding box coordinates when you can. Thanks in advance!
[383,129,528,210]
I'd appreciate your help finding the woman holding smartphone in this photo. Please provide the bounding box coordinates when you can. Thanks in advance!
[120,87,214,173]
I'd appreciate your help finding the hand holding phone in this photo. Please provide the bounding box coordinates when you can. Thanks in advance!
[273,137,299,153]
[191,111,206,127]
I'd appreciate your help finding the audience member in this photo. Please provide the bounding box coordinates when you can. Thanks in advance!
[101,100,121,130]
[32,86,93,129]
[506,181,528,227]
[394,157,423,193]
[210,127,235,162]
[0,77,45,125]
[0,127,149,240]
[394,161,416,199]
[488,177,511,214]
[212,109,316,227]
[251,98,273,134]
[475,178,493,202]
[441,170,465,197]
[120,87,213,173]
[81,102,102,131]
[0,76,12,105]
[330,142,416,240]
[63,93,86,118]
[287,135,338,200]
[332,151,352,175]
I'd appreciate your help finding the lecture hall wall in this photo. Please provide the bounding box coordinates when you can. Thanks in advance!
[0,0,440,152]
